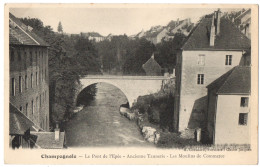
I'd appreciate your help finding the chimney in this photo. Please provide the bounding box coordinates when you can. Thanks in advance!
[54,123,60,141]
[151,53,154,59]
[216,9,221,35]
[177,18,179,25]
[210,15,215,46]
[232,17,235,23]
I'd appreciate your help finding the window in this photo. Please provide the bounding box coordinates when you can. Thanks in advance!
[19,76,22,93]
[10,51,14,62]
[36,97,38,113]
[198,54,205,65]
[42,69,44,82]
[225,55,232,65]
[40,95,41,107]
[241,97,249,107]
[31,100,34,115]
[36,72,38,85]
[197,74,204,85]
[31,73,33,88]
[25,103,28,116]
[24,51,27,68]
[30,52,33,66]
[11,78,15,96]
[25,75,28,89]
[19,106,22,112]
[18,51,21,61]
[239,113,248,125]
[35,51,38,65]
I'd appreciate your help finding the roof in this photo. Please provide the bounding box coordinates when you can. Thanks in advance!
[207,66,251,95]
[9,103,41,135]
[182,16,250,51]
[31,131,65,149]
[142,56,162,70]
[9,13,49,47]
[145,27,165,38]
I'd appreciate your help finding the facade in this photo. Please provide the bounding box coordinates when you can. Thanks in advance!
[173,10,251,132]
[235,9,251,39]
[9,13,66,149]
[206,66,250,144]
[9,13,50,131]
[142,54,162,76]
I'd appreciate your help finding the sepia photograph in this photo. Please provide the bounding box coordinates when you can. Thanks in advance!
[4,3,258,165]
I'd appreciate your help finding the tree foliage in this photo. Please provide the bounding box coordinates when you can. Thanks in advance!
[20,17,100,127]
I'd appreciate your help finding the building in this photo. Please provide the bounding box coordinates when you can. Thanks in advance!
[9,103,42,149]
[9,13,66,149]
[169,18,192,36]
[235,9,251,39]
[80,32,105,42]
[206,66,250,144]
[9,12,50,131]
[142,54,162,76]
[145,28,168,45]
[173,10,251,133]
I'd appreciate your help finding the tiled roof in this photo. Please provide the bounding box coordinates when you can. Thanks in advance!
[182,16,250,50]
[9,103,41,135]
[207,66,250,95]
[31,131,65,149]
[9,13,49,46]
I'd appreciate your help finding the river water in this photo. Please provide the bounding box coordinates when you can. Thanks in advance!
[64,82,153,148]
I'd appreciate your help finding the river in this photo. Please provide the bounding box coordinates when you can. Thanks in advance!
[64,82,153,148]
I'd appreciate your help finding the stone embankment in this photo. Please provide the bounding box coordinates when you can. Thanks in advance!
[119,106,161,145]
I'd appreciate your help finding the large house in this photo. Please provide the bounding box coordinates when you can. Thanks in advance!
[173,10,251,134]
[9,13,65,149]
[206,66,250,144]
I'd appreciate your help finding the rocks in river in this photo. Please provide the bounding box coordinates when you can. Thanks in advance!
[73,105,84,113]
[141,126,160,143]
[119,106,129,116]
[126,112,135,120]
[119,105,136,120]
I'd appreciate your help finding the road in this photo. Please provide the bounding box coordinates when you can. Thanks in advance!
[64,82,153,148]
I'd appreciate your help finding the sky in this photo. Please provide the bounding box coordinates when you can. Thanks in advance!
[9,7,242,36]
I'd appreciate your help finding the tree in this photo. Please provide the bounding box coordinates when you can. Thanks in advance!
[57,21,63,33]
[123,38,156,75]
[156,32,186,70]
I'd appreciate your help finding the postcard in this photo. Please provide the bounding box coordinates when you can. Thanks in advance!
[4,3,258,164]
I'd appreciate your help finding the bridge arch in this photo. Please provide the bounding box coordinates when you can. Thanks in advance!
[76,79,134,107]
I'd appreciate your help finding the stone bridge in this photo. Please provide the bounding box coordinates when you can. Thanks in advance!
[77,75,172,107]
